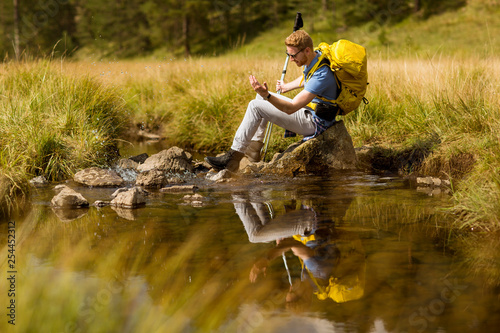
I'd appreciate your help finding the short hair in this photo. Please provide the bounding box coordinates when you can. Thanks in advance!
[285,30,313,51]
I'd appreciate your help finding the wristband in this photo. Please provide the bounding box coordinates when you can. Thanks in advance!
[265,93,271,100]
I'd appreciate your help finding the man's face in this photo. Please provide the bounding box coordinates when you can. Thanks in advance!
[286,46,307,66]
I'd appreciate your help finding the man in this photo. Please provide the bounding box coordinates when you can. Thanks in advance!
[205,30,340,172]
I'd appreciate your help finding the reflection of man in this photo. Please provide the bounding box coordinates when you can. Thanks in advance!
[249,225,366,304]
[234,194,365,304]
[233,196,316,243]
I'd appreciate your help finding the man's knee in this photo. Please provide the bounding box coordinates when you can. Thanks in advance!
[247,99,264,113]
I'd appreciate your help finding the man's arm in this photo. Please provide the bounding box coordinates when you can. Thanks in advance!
[249,75,315,115]
[277,75,303,93]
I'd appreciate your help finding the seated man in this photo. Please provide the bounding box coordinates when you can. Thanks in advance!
[205,30,340,172]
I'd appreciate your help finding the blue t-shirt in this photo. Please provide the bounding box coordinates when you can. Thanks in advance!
[303,51,338,106]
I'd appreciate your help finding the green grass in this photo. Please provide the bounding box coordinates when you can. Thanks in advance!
[0,61,126,217]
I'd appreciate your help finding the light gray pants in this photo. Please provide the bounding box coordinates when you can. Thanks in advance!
[233,196,316,243]
[231,93,316,153]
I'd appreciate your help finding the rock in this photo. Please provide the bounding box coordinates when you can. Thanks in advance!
[74,167,124,187]
[110,187,146,208]
[160,185,198,192]
[93,200,110,207]
[54,184,68,193]
[194,160,211,172]
[129,153,149,164]
[51,186,89,208]
[29,176,48,187]
[111,187,128,199]
[135,169,168,188]
[417,177,433,186]
[260,121,357,176]
[206,169,233,182]
[416,176,451,188]
[241,161,265,175]
[117,158,139,170]
[137,146,194,173]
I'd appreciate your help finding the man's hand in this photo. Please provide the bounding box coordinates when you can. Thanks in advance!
[276,80,286,93]
[249,75,269,98]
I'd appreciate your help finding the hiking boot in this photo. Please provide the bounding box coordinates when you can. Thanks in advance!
[205,149,245,172]
[245,140,264,163]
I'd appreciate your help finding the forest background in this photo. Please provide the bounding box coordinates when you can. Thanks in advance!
[1,0,469,59]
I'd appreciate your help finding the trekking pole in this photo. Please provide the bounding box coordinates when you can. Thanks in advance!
[261,12,303,160]
[282,252,293,286]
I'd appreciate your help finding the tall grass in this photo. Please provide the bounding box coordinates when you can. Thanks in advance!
[344,57,500,230]
[63,57,301,152]
[0,60,126,216]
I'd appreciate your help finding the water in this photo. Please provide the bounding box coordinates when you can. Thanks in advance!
[1,166,500,332]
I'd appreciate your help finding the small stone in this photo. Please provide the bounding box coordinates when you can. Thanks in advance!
[51,187,89,208]
[110,187,146,208]
[432,177,442,187]
[206,169,232,182]
[29,176,48,187]
[417,177,433,186]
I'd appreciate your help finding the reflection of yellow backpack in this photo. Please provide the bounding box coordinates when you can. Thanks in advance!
[293,233,366,303]
[306,40,369,115]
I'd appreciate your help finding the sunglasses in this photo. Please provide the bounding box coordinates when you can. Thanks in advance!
[286,48,305,59]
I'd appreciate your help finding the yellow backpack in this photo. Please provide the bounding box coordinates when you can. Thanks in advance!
[306,39,369,115]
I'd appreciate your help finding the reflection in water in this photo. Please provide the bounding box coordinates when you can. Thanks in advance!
[51,206,89,222]
[1,174,500,332]
[236,193,366,305]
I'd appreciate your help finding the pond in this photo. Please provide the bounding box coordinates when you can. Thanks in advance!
[1,145,499,333]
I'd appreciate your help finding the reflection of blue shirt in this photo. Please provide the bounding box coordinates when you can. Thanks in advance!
[302,240,339,281]
[303,51,339,106]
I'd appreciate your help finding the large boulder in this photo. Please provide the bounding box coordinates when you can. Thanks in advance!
[74,167,124,187]
[137,146,194,173]
[260,121,357,176]
[51,185,89,208]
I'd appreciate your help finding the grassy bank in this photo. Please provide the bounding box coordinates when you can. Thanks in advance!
[0,61,126,217]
